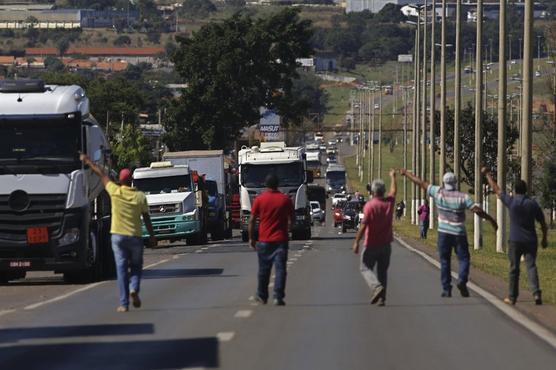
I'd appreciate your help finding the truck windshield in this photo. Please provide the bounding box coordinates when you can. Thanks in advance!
[206,180,218,196]
[134,175,191,195]
[0,117,81,169]
[241,162,304,188]
[307,160,321,168]
[326,171,346,184]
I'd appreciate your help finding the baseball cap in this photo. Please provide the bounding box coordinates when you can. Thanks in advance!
[443,172,457,191]
[119,168,132,184]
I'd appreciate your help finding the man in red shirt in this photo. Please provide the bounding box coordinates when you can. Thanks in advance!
[352,169,397,306]
[249,174,294,306]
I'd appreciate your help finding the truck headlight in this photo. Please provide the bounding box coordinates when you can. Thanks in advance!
[344,215,352,220]
[183,210,198,221]
[58,228,80,246]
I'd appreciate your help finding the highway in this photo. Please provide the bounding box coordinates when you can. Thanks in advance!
[1,218,556,369]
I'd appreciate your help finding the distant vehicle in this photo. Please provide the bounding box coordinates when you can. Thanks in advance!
[511,73,521,81]
[328,139,337,146]
[319,144,327,151]
[309,201,325,224]
[306,151,322,178]
[326,164,347,194]
[464,66,473,74]
[326,146,337,155]
[341,201,363,233]
[326,154,337,164]
[511,60,517,65]
[307,184,327,211]
[384,86,393,95]
[535,70,542,77]
[333,202,345,227]
[331,193,348,208]
[374,103,380,110]
[305,142,320,152]
[314,132,324,142]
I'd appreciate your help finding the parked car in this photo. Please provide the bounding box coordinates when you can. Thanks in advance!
[309,201,325,224]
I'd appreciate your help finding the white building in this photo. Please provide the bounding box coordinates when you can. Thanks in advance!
[347,0,424,14]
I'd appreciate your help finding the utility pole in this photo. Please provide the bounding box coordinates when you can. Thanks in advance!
[474,0,484,250]
[412,24,421,225]
[521,0,533,186]
[421,0,428,204]
[371,88,376,180]
[429,0,437,230]
[378,84,383,179]
[367,87,372,184]
[454,0,462,188]
[403,86,408,215]
[497,0,507,254]
[440,0,447,178]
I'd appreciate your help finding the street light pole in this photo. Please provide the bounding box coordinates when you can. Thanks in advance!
[440,0,447,177]
[454,0,462,188]
[474,0,484,250]
[429,0,437,230]
[378,84,383,179]
[421,0,428,205]
[497,0,507,254]
[521,0,534,186]
[412,24,421,225]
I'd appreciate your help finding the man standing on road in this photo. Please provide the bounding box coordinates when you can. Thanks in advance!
[80,154,157,313]
[401,170,497,298]
[418,200,430,239]
[352,170,397,306]
[482,167,548,305]
[249,174,294,306]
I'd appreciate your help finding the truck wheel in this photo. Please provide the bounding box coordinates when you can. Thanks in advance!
[241,231,249,242]
[64,227,101,284]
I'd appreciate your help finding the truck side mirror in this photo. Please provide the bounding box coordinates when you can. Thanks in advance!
[306,171,314,184]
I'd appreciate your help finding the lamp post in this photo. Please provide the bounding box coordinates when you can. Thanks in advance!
[454,0,462,188]
[496,0,507,254]
[429,0,437,230]
[521,0,534,186]
[474,0,484,250]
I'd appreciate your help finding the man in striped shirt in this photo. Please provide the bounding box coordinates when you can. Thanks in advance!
[401,170,497,298]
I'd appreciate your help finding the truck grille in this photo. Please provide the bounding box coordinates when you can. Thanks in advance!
[149,204,179,216]
[0,194,66,241]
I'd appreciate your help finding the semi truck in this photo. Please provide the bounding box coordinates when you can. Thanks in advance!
[162,151,231,240]
[132,162,208,245]
[0,79,113,283]
[238,142,313,242]
[306,151,322,178]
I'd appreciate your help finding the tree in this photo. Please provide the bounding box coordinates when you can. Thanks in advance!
[167,9,313,150]
[539,142,556,226]
[435,103,519,190]
[113,35,132,46]
[57,37,70,57]
[375,4,406,23]
[111,124,152,170]
[44,56,65,72]
[181,0,217,19]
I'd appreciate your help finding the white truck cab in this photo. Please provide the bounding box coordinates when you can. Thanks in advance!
[133,162,208,245]
[238,142,312,241]
[0,79,112,283]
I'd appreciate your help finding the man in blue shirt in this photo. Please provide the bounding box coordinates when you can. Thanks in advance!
[482,167,548,305]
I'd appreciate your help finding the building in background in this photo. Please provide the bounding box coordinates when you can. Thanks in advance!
[346,0,424,14]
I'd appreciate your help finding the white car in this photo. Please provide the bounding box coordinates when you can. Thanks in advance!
[309,201,325,224]
[331,193,347,208]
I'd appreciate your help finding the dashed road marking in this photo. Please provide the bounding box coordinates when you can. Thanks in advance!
[172,255,179,260]
[201,247,209,250]
[0,309,16,317]
[234,310,253,318]
[217,332,235,342]
[144,259,169,269]
[195,250,203,253]
[24,282,105,310]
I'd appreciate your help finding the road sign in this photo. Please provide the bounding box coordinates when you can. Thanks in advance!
[259,107,283,142]
[398,54,413,63]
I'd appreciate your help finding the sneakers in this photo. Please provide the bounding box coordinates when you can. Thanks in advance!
[503,297,516,305]
[130,291,142,308]
[534,294,543,305]
[116,305,128,313]
[370,285,385,305]
[457,282,470,298]
[377,298,386,306]
[441,290,452,298]
[254,294,268,305]
[273,298,286,306]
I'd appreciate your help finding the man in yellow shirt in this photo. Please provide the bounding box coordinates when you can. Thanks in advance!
[80,153,157,312]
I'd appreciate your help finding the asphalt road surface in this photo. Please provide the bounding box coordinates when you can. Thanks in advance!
[1,219,556,369]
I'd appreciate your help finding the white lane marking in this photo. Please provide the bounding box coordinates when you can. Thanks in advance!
[19,256,178,313]
[306,241,313,245]
[288,258,298,262]
[201,247,209,250]
[195,250,203,253]
[268,282,275,288]
[234,310,253,318]
[211,244,222,248]
[217,332,235,342]
[173,255,179,260]
[0,309,16,317]
[24,282,105,310]
[144,259,170,269]
[395,236,556,351]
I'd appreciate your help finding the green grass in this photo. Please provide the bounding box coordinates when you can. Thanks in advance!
[322,85,353,127]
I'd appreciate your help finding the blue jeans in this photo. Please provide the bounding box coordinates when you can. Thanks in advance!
[111,234,144,307]
[360,244,391,299]
[256,241,288,301]
[419,220,429,239]
[437,232,470,293]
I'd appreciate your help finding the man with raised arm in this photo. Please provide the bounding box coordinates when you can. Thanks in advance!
[80,153,157,312]
[400,169,497,298]
[352,169,397,307]
[482,167,548,305]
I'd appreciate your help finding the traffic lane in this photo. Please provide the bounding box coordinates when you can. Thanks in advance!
[0,233,318,369]
[220,228,556,370]
[0,236,236,313]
